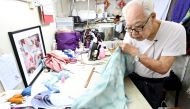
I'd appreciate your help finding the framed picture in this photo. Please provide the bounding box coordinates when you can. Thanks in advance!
[8,26,46,87]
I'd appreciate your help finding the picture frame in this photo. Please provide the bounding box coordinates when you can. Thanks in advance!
[8,26,46,87]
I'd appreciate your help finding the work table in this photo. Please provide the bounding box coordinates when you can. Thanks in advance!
[0,52,152,109]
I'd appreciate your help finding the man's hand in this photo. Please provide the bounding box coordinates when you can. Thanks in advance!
[120,42,139,57]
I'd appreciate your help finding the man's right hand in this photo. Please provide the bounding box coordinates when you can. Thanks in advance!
[120,42,139,57]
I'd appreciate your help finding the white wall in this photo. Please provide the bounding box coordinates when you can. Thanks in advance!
[55,0,129,17]
[55,0,71,17]
[0,0,56,92]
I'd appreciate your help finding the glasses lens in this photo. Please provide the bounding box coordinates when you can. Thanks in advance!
[135,27,143,32]
[125,14,151,33]
[125,27,143,33]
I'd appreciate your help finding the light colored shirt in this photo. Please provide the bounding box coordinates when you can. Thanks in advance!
[123,21,186,78]
[115,22,123,33]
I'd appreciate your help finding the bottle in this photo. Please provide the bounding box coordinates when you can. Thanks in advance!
[98,46,105,59]
[93,50,98,61]
[52,40,57,50]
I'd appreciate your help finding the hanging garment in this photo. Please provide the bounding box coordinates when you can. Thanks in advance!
[171,0,190,23]
[153,0,171,20]
[72,47,134,109]
[118,0,126,9]
[181,10,190,55]
[104,0,111,10]
[181,10,190,23]
[166,0,178,21]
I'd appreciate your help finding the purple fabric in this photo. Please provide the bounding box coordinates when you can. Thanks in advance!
[171,0,190,23]
[55,32,81,51]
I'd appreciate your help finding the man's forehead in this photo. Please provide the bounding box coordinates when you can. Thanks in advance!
[125,15,146,26]
[126,21,144,27]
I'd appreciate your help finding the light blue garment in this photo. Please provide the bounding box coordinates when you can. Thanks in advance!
[72,47,134,109]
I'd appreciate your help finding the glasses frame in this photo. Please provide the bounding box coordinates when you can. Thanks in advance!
[125,15,151,33]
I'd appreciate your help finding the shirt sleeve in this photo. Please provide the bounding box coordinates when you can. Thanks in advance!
[162,25,186,56]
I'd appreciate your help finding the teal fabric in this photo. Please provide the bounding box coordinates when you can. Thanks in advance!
[72,47,134,109]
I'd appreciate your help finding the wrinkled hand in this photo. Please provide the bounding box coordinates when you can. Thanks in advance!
[119,42,139,57]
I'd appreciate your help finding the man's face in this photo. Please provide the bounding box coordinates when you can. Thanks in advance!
[125,6,153,41]
[114,18,120,24]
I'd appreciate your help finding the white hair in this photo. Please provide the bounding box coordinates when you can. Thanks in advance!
[122,0,154,19]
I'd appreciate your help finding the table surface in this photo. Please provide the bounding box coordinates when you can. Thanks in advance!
[124,77,152,109]
[56,54,152,109]
[0,53,152,109]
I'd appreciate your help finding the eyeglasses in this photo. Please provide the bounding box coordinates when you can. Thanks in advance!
[125,15,151,33]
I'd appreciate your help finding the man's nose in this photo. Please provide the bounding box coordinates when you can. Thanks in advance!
[131,29,139,34]
[131,31,139,38]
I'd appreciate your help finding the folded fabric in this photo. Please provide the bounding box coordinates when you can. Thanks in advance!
[72,47,134,109]
[44,50,70,72]
[7,94,24,104]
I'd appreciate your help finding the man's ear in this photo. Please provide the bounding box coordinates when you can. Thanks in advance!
[151,12,156,19]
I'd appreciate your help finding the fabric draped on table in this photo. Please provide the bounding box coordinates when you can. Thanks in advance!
[72,47,134,109]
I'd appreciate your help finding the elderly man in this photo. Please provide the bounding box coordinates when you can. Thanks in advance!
[120,0,186,108]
